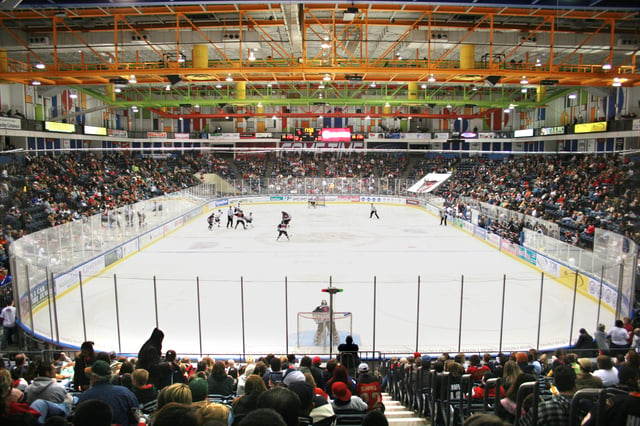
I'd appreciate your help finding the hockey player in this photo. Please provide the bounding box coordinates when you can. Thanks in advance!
[281,211,292,227]
[235,209,247,230]
[245,212,254,227]
[214,210,223,227]
[276,221,290,241]
[207,213,215,230]
[313,300,339,345]
[370,203,379,219]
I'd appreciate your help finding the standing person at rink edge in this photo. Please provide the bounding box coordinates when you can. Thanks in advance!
[369,203,379,219]
[276,221,290,241]
[440,208,448,226]
[313,300,339,345]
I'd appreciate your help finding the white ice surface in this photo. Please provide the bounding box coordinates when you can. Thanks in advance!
[45,203,612,356]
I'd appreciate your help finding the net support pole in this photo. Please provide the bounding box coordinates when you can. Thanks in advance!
[596,265,604,330]
[458,275,464,353]
[196,276,203,357]
[536,272,544,351]
[25,265,35,341]
[285,276,289,355]
[416,275,421,353]
[569,269,579,347]
[49,270,60,345]
[329,276,334,359]
[241,276,246,360]
[372,276,377,354]
[46,266,55,344]
[114,274,122,354]
[614,262,625,319]
[153,276,159,329]
[499,274,506,354]
[78,270,87,342]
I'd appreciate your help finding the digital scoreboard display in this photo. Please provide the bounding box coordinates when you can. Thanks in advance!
[295,127,322,141]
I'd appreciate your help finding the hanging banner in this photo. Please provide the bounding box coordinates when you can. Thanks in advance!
[407,173,452,193]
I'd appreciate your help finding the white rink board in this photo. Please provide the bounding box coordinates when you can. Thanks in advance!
[48,202,612,356]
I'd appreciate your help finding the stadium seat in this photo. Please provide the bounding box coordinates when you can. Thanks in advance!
[568,388,606,426]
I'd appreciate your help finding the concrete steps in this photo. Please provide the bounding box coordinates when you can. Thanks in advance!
[382,393,429,426]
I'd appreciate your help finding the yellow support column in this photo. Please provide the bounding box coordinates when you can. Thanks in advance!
[0,50,7,72]
[460,45,475,70]
[236,81,246,102]
[537,85,546,103]
[105,84,115,102]
[192,44,208,69]
[408,82,418,101]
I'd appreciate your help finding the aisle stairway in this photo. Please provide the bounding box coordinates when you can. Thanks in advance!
[382,392,429,425]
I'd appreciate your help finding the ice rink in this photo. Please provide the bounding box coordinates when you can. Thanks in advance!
[47,202,612,356]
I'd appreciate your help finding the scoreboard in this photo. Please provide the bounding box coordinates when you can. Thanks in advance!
[295,127,322,141]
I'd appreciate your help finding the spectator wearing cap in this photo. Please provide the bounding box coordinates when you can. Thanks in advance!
[283,370,306,388]
[76,360,140,426]
[187,377,209,407]
[331,381,368,413]
[355,363,385,412]
[575,358,603,390]
[310,356,326,392]
[326,365,356,398]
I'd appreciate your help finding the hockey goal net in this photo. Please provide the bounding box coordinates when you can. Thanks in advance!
[307,196,326,207]
[296,311,352,348]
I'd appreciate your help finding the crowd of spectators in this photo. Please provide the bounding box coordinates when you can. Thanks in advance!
[0,152,638,267]
[0,328,391,426]
[1,317,640,425]
[435,154,640,247]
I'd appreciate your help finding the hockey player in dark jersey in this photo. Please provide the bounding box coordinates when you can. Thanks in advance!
[207,213,215,230]
[281,211,292,227]
[276,221,290,241]
[235,209,247,229]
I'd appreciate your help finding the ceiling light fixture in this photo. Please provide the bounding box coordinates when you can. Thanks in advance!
[427,74,436,83]
[520,76,528,85]
[32,80,41,86]
[318,83,325,89]
[114,87,122,93]
[128,75,137,83]
[34,63,45,70]
[521,88,528,93]
[365,115,371,120]
[504,109,511,113]
[370,82,376,88]
[568,93,577,100]
[215,83,222,89]
[323,74,331,81]
[446,104,452,108]
[612,77,622,87]
[509,103,516,109]
[267,82,273,88]
[257,102,263,108]
[321,38,331,49]
[384,102,390,107]
[535,58,542,67]
[421,84,427,89]
[248,51,256,61]
[602,63,612,70]
[226,74,233,82]
[69,93,77,99]
[165,85,171,91]
[272,115,277,120]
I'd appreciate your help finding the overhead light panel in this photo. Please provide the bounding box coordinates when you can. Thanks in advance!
[427,74,436,83]
[248,51,256,61]
[370,82,376,88]
[226,74,233,82]
[504,109,511,113]
[318,83,325,89]
[34,63,45,70]
[215,83,223,88]
[323,74,331,81]
[520,76,528,85]
[128,75,137,84]
[535,58,542,67]
[602,63,612,70]
[612,77,622,87]
[31,80,41,86]
[568,93,577,100]
[321,38,331,49]
[165,85,171,91]
[421,84,427,89]
[69,93,77,99]
[114,87,122,93]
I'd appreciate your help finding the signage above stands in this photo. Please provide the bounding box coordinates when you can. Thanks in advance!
[574,122,607,133]
[514,128,534,138]
[147,131,167,138]
[434,132,449,139]
[540,126,565,136]
[84,125,107,136]
[351,134,365,141]
[174,133,190,139]
[45,121,75,133]
[280,134,295,142]
[108,129,128,137]
[478,132,495,139]
[321,128,351,142]
[295,127,322,141]
[0,117,21,130]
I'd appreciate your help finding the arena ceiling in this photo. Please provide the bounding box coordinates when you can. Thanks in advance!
[0,1,639,117]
